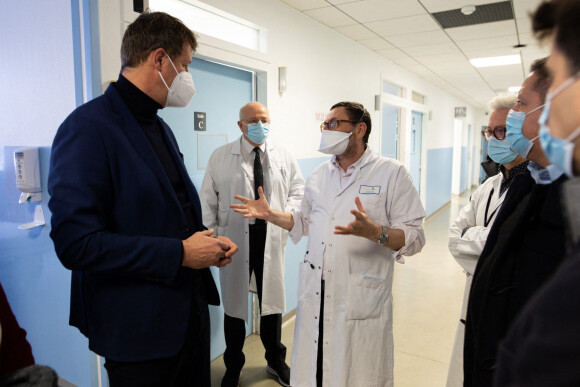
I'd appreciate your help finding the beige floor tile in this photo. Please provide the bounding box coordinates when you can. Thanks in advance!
[394,350,450,387]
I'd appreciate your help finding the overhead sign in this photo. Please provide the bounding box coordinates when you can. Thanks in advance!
[455,107,466,118]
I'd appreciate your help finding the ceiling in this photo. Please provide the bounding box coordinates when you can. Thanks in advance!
[280,0,549,108]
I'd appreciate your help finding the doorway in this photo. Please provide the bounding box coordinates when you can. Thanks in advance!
[381,103,399,160]
[410,111,423,194]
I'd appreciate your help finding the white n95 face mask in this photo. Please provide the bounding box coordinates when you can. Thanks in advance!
[158,54,196,107]
[318,130,352,155]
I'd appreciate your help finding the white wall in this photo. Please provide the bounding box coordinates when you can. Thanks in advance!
[0,0,77,146]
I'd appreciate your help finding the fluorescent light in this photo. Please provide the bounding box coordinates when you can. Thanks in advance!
[470,55,521,68]
[508,86,521,92]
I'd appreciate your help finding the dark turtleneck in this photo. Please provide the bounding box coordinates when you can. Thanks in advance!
[113,74,199,231]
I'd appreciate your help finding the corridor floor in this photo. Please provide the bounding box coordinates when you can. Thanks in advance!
[210,192,471,386]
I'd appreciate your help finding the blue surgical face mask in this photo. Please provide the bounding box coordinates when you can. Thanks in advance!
[538,74,580,177]
[506,105,543,158]
[487,137,518,165]
[246,122,269,144]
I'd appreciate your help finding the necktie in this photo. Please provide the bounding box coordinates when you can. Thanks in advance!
[253,147,265,225]
[253,147,263,199]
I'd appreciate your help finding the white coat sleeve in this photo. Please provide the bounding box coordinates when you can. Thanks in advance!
[289,183,311,244]
[388,164,426,261]
[448,191,489,275]
[200,152,219,231]
[283,154,305,213]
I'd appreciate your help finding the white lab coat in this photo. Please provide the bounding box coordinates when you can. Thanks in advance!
[289,147,426,387]
[200,137,304,321]
[446,172,505,387]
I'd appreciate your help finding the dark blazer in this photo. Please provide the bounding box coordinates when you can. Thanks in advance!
[48,85,219,362]
[464,172,568,387]
[494,242,580,386]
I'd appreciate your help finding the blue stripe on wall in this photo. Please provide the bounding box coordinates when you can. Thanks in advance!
[425,147,453,216]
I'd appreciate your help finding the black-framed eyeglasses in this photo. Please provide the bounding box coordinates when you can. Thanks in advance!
[320,118,356,131]
[482,126,506,141]
[242,119,270,125]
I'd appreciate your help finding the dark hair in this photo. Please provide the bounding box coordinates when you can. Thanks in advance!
[330,101,372,144]
[529,57,552,101]
[532,0,580,74]
[121,12,197,70]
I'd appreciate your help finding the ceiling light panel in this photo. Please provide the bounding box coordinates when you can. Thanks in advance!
[470,54,521,67]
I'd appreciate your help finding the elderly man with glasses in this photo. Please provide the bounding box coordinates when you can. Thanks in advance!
[446,93,528,387]
[230,101,426,387]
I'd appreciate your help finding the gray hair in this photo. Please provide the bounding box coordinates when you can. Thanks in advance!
[487,93,517,111]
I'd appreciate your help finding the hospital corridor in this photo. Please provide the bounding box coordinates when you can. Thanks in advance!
[4,0,578,385]
[210,191,470,387]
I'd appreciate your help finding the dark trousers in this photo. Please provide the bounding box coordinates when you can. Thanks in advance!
[316,280,325,387]
[105,297,211,387]
[223,224,286,373]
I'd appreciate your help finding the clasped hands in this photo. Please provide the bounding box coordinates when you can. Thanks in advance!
[182,229,238,269]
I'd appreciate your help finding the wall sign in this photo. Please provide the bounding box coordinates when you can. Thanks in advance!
[454,107,466,118]
[194,112,206,131]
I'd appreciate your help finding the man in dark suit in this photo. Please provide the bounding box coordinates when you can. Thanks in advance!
[493,0,580,385]
[48,12,237,387]
[463,58,568,387]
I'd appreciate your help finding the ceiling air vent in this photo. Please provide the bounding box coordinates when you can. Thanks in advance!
[431,1,514,29]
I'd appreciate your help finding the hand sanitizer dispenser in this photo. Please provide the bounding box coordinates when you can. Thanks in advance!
[14,147,42,203]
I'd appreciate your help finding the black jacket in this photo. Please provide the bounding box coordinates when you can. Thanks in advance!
[464,172,568,386]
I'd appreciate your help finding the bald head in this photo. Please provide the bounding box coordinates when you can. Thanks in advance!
[237,102,270,146]
[239,102,268,121]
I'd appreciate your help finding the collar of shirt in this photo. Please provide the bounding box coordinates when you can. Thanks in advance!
[527,161,565,185]
[331,146,373,188]
[331,146,372,173]
[240,136,266,163]
[499,160,530,195]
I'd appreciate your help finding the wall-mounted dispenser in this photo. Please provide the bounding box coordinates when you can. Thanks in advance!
[14,146,42,204]
[14,147,45,229]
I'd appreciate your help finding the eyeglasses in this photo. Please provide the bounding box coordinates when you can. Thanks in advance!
[320,118,357,131]
[242,119,270,125]
[482,126,506,141]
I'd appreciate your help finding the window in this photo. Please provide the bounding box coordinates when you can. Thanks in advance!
[150,0,267,52]
[382,80,402,97]
[412,91,426,104]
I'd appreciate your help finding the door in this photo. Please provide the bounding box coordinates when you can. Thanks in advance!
[158,58,254,360]
[381,103,399,159]
[410,111,423,193]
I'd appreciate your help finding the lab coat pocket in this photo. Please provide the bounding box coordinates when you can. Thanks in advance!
[345,274,387,320]
[358,194,384,223]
